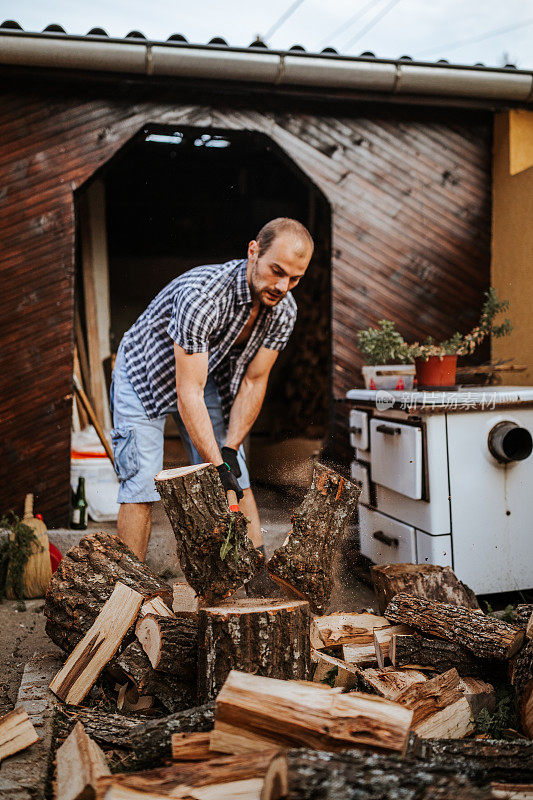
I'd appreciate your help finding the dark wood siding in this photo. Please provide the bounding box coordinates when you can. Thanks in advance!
[0,78,491,523]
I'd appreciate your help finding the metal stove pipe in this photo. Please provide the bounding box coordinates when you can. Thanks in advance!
[488,421,533,463]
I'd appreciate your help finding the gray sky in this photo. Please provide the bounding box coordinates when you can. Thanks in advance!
[4,0,533,69]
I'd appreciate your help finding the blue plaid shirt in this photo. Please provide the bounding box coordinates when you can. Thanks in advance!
[121,259,297,422]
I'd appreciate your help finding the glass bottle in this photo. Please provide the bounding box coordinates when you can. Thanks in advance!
[71,477,88,530]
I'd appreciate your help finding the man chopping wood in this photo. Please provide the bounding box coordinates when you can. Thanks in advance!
[110,217,314,561]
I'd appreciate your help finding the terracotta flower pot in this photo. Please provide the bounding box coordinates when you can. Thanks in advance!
[414,355,457,387]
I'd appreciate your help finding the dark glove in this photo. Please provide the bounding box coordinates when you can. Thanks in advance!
[216,462,244,501]
[221,446,242,478]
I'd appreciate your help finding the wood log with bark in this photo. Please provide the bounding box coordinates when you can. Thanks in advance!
[267,464,360,613]
[458,677,496,718]
[312,649,374,692]
[517,605,533,629]
[44,532,172,653]
[390,633,496,677]
[511,638,533,737]
[371,564,479,615]
[385,594,524,660]
[210,670,412,756]
[53,707,146,750]
[136,614,198,679]
[55,722,110,800]
[173,582,200,617]
[155,464,263,604]
[407,738,533,785]
[50,582,144,705]
[126,703,216,769]
[394,668,474,738]
[0,706,39,762]
[97,751,274,799]
[260,749,493,800]
[198,598,311,702]
[114,641,196,714]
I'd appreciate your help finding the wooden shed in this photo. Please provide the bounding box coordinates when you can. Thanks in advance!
[1,25,533,525]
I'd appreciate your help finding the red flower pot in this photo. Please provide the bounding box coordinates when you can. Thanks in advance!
[414,355,457,387]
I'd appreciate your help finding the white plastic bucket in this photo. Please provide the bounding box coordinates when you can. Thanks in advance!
[362,365,415,391]
[71,426,119,522]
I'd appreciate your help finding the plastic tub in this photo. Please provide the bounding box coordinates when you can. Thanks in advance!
[362,365,415,391]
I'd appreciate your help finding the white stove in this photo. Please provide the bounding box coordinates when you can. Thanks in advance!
[346,386,533,594]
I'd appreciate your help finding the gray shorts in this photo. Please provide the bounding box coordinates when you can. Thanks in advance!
[110,346,250,503]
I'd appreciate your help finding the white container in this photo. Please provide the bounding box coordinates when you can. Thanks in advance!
[362,364,415,390]
[71,426,119,522]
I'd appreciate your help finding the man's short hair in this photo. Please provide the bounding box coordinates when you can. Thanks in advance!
[256,218,314,259]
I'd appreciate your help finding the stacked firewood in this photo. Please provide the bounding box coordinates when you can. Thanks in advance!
[26,461,532,799]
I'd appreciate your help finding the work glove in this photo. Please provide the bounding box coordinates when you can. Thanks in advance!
[216,462,244,501]
[221,446,242,478]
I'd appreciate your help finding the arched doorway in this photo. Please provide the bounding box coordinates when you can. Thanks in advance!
[75,123,332,489]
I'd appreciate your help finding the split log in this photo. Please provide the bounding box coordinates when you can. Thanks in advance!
[267,463,360,613]
[114,641,196,713]
[511,638,533,737]
[139,597,175,619]
[311,649,374,692]
[458,677,496,718]
[371,563,479,615]
[360,666,427,700]
[312,612,390,649]
[0,705,38,762]
[385,594,524,660]
[390,633,494,677]
[135,614,198,679]
[517,605,533,629]
[197,598,311,702]
[395,668,474,738]
[173,582,200,617]
[126,703,216,769]
[171,732,219,762]
[55,721,110,800]
[155,464,263,604]
[44,531,172,653]
[210,670,412,755]
[49,582,143,705]
[343,624,412,666]
[53,706,146,749]
[97,750,273,798]
[408,738,533,785]
[260,749,493,800]
[491,783,533,799]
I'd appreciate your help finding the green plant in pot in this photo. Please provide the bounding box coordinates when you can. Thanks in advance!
[356,320,414,390]
[409,288,512,387]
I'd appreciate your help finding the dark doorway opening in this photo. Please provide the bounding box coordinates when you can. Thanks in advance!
[77,123,332,487]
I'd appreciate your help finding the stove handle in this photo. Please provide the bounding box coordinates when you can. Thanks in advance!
[375,424,402,436]
[373,530,399,548]
[350,426,362,435]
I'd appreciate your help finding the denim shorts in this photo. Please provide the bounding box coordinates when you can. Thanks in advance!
[110,345,250,503]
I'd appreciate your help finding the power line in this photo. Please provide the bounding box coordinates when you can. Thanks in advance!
[319,0,387,48]
[417,17,533,57]
[264,0,307,41]
[342,0,403,52]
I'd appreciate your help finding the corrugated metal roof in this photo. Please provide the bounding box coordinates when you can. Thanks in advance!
[0,19,522,71]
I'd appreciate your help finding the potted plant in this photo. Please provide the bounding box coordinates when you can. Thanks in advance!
[356,319,415,390]
[409,288,512,387]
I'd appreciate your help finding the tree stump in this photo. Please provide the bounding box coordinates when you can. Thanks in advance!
[44,532,172,653]
[197,598,311,702]
[262,749,493,800]
[384,593,524,661]
[154,464,263,604]
[371,564,479,615]
[267,463,360,613]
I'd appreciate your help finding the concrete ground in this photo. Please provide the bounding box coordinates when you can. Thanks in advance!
[0,483,375,715]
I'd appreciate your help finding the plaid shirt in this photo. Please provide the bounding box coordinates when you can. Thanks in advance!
[121,259,297,422]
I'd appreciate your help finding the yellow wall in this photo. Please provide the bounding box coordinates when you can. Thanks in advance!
[491,110,533,384]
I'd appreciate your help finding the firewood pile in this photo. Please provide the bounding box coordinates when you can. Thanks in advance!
[1,462,532,799]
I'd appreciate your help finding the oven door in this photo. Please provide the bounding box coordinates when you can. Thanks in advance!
[370,418,423,500]
[359,506,417,564]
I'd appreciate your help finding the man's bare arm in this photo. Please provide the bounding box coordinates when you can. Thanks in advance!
[225,346,279,450]
[174,343,223,465]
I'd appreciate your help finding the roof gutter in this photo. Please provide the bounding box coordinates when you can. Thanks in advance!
[1,31,532,104]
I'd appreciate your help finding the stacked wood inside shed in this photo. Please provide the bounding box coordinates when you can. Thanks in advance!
[4,461,529,798]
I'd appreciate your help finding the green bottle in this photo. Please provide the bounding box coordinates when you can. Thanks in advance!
[71,477,88,530]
